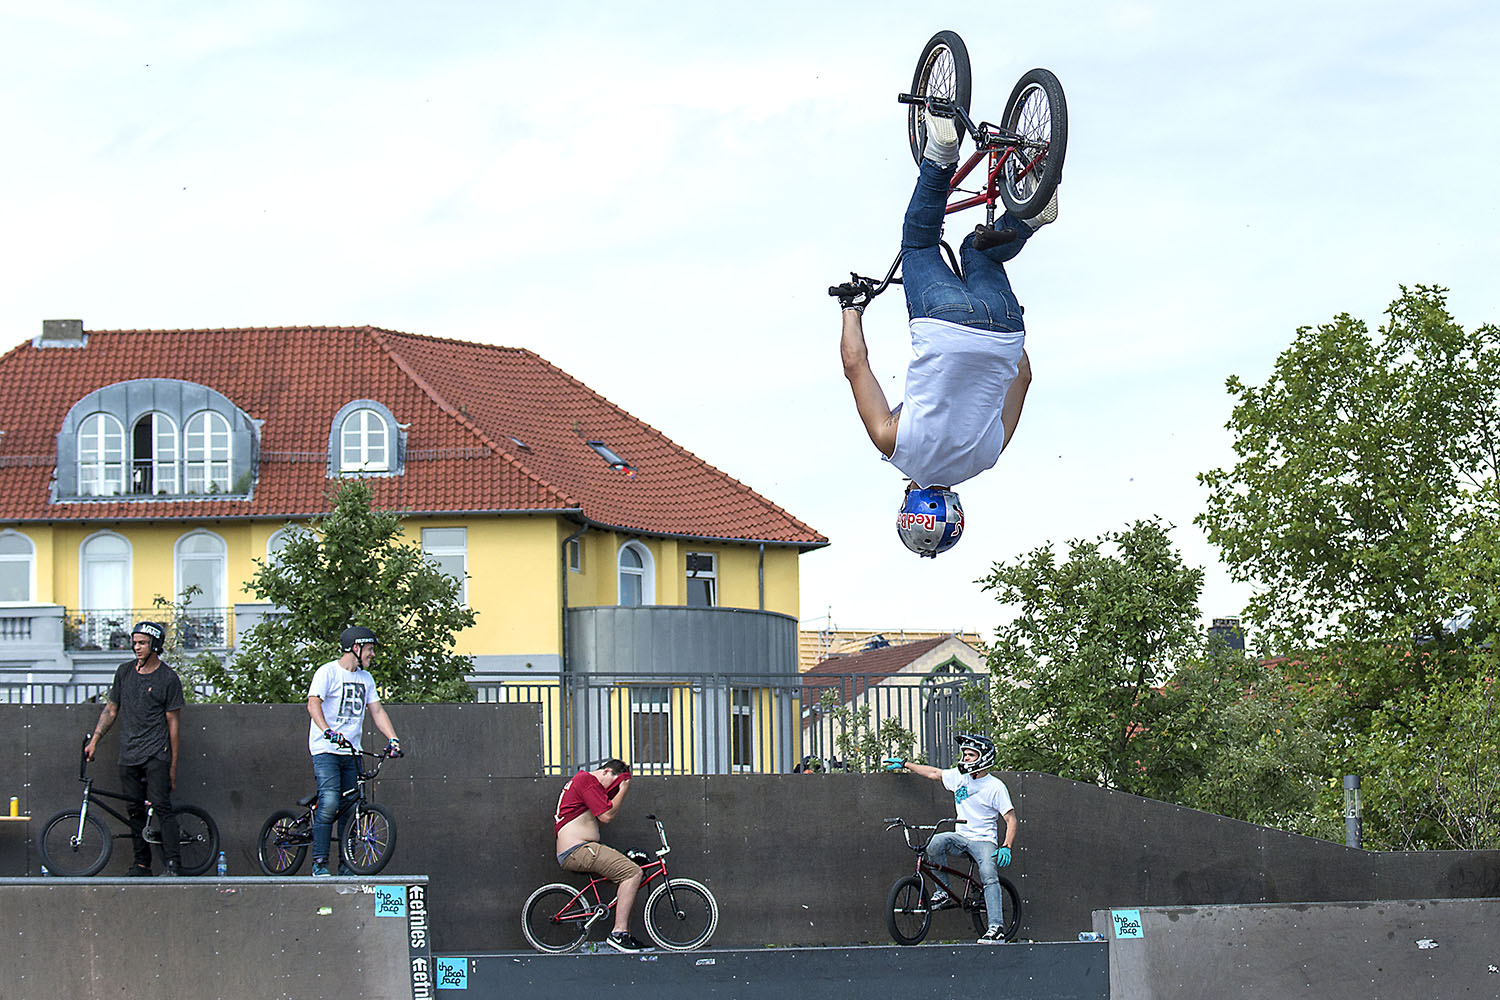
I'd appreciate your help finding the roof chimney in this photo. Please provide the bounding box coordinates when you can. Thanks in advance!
[36,319,87,349]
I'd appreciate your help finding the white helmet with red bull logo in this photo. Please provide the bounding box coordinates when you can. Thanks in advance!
[896,486,964,557]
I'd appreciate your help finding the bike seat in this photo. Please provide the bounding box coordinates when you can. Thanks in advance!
[298,793,317,807]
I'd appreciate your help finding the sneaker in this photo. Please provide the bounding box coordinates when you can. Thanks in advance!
[1024,188,1059,230]
[125,864,154,877]
[605,932,653,953]
[338,864,355,877]
[923,111,960,166]
[978,926,1005,944]
[161,861,181,878]
[928,888,957,911]
[972,224,1019,252]
[311,861,331,878]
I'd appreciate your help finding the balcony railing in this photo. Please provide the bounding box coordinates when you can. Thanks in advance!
[63,608,231,651]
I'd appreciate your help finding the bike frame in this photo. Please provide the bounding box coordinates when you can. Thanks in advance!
[269,748,391,846]
[889,818,985,911]
[861,96,1051,299]
[66,736,169,847]
[544,815,680,931]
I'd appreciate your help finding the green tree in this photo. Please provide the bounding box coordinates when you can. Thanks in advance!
[970,518,1208,798]
[1197,286,1500,848]
[205,480,477,703]
[1198,285,1500,657]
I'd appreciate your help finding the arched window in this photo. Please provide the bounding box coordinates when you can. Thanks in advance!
[131,412,179,495]
[77,413,126,496]
[175,531,228,648]
[340,407,390,472]
[618,541,655,607]
[175,531,227,610]
[0,530,36,602]
[184,411,231,493]
[266,526,306,565]
[80,532,130,611]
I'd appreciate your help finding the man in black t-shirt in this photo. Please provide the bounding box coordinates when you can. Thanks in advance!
[85,621,186,876]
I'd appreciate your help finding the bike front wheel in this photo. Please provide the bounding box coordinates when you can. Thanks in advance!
[999,68,1067,219]
[173,805,220,876]
[257,809,308,876]
[342,802,396,875]
[521,883,590,953]
[969,875,1024,941]
[39,809,112,876]
[886,875,931,945]
[644,877,719,951]
[907,30,972,165]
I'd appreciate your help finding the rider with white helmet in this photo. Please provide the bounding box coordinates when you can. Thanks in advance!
[882,733,1018,943]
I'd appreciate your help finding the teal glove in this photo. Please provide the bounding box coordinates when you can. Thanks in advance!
[881,757,906,772]
[994,846,1012,867]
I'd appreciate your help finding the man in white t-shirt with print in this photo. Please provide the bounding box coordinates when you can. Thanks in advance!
[306,626,402,878]
[883,733,1017,943]
[836,111,1056,557]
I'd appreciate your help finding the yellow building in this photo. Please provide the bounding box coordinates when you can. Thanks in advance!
[0,321,826,771]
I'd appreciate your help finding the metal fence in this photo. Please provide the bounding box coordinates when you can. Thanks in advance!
[0,667,989,774]
[63,608,230,651]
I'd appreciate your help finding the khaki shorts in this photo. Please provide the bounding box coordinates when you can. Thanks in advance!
[558,842,641,884]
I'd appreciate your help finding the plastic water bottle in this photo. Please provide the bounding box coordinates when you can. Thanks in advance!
[216,852,228,876]
[39,865,49,877]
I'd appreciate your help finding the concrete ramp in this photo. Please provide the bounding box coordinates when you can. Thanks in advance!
[1093,896,1500,1000]
[2,877,433,1000]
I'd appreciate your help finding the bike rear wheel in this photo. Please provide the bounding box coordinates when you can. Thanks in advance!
[173,805,220,876]
[39,809,112,876]
[907,30,972,164]
[521,883,591,953]
[886,875,931,945]
[257,808,308,876]
[970,875,1024,941]
[342,802,396,875]
[998,68,1067,219]
[643,877,719,951]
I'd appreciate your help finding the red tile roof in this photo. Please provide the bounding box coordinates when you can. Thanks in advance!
[0,325,826,547]
[801,635,978,705]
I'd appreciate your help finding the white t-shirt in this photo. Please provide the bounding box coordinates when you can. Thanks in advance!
[887,317,1026,488]
[307,660,379,755]
[941,768,1015,845]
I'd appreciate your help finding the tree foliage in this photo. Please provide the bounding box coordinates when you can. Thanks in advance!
[1197,286,1500,848]
[205,480,477,703]
[970,518,1209,798]
[1199,285,1500,654]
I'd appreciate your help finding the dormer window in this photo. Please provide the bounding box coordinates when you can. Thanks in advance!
[56,380,258,502]
[327,400,405,478]
[185,411,232,492]
[340,407,390,472]
[77,413,126,497]
[132,412,179,495]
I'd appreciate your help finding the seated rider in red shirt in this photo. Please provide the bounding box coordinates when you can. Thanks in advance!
[553,758,651,952]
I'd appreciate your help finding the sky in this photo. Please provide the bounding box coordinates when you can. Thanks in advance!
[3,1,1498,643]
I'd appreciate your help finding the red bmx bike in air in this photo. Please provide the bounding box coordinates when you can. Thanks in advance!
[831,30,1069,302]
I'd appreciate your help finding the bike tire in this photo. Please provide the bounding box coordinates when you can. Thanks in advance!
[643,877,719,951]
[998,68,1068,219]
[521,883,590,954]
[886,875,931,945]
[907,30,972,165]
[970,875,1025,941]
[39,809,112,877]
[341,802,396,875]
[173,805,220,876]
[257,809,308,876]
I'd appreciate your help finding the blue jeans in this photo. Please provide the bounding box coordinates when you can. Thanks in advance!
[311,752,359,863]
[926,831,1004,931]
[902,158,1031,332]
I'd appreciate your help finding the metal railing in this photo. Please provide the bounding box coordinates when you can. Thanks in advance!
[1,664,988,774]
[63,608,231,651]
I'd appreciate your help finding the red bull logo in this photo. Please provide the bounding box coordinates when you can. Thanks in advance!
[897,512,938,532]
